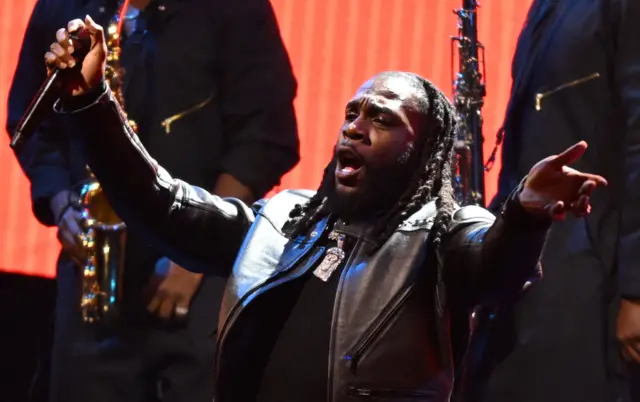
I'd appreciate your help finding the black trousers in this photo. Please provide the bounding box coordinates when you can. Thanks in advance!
[48,255,223,402]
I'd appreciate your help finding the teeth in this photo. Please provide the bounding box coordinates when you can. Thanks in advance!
[341,166,355,173]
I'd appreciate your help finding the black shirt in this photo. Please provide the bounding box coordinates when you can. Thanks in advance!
[256,238,348,402]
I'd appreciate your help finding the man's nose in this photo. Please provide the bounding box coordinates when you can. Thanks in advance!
[343,120,368,142]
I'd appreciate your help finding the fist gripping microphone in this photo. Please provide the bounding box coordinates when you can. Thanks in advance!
[10,31,92,151]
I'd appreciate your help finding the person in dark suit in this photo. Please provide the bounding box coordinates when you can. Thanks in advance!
[457,1,640,401]
[6,0,299,401]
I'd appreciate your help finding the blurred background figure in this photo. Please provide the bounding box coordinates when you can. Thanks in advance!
[462,1,640,402]
[5,0,298,401]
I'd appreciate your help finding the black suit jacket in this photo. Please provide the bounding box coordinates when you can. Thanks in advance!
[463,1,640,401]
[8,0,299,226]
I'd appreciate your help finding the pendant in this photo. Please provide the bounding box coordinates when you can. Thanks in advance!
[313,247,346,282]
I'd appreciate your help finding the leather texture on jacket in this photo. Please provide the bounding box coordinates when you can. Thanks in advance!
[56,88,551,401]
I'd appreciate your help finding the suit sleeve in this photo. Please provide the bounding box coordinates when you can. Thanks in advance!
[613,0,640,299]
[215,0,300,198]
[6,0,71,226]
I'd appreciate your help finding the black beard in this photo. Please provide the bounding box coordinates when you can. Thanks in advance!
[327,160,416,221]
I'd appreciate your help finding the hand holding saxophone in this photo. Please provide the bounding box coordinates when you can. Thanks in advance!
[44,15,106,97]
[51,189,86,264]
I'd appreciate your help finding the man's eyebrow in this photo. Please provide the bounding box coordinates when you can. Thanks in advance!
[345,99,397,115]
[376,89,401,100]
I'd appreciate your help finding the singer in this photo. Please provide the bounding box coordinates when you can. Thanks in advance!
[45,17,607,402]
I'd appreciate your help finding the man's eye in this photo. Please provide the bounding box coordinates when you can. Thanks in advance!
[345,113,358,121]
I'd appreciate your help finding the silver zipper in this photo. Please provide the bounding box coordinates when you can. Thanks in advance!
[343,286,414,370]
[535,72,600,111]
[347,386,435,398]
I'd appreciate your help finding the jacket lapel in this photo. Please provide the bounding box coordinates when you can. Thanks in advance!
[274,216,330,274]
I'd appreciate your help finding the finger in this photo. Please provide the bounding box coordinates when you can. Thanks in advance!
[625,344,640,364]
[50,45,74,68]
[65,211,86,249]
[55,28,72,49]
[147,295,162,314]
[158,298,176,320]
[174,304,189,322]
[58,229,84,262]
[49,42,70,61]
[550,141,588,168]
[578,180,597,196]
[545,201,565,217]
[622,346,632,362]
[55,28,76,67]
[44,51,58,71]
[562,167,608,187]
[84,15,103,36]
[67,19,85,34]
[571,195,591,217]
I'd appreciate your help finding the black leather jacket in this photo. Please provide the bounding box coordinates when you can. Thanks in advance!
[56,87,550,402]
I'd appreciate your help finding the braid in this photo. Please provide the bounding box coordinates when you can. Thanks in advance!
[371,74,458,251]
[284,157,336,238]
[283,72,458,250]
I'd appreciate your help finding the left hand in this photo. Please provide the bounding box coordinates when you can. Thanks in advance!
[519,141,607,220]
[147,259,203,321]
[617,298,640,364]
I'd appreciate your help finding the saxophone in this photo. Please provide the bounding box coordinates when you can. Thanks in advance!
[78,1,134,324]
[450,0,487,206]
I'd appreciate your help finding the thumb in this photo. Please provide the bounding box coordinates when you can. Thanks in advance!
[84,15,104,43]
[549,141,588,169]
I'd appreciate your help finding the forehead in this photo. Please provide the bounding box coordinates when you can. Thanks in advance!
[350,76,421,107]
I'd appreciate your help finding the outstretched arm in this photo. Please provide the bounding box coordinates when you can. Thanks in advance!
[443,185,549,307]
[444,142,608,307]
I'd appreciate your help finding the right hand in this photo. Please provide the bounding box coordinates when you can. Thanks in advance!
[51,190,86,264]
[44,15,107,97]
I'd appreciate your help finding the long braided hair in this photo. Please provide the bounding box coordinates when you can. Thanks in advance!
[284,72,458,252]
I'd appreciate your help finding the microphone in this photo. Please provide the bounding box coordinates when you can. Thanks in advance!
[10,33,92,151]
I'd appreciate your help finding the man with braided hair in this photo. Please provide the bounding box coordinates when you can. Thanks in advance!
[42,16,608,402]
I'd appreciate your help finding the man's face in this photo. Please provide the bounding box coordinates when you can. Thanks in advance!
[331,75,425,217]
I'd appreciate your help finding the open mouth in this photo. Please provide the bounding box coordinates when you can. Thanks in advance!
[336,147,364,184]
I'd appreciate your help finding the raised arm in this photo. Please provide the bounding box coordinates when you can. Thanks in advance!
[41,16,260,275]
[56,84,254,275]
[443,143,608,308]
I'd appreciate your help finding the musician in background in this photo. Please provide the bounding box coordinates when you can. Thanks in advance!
[6,0,299,401]
[475,0,640,401]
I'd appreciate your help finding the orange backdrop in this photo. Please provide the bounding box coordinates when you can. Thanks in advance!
[0,0,531,277]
